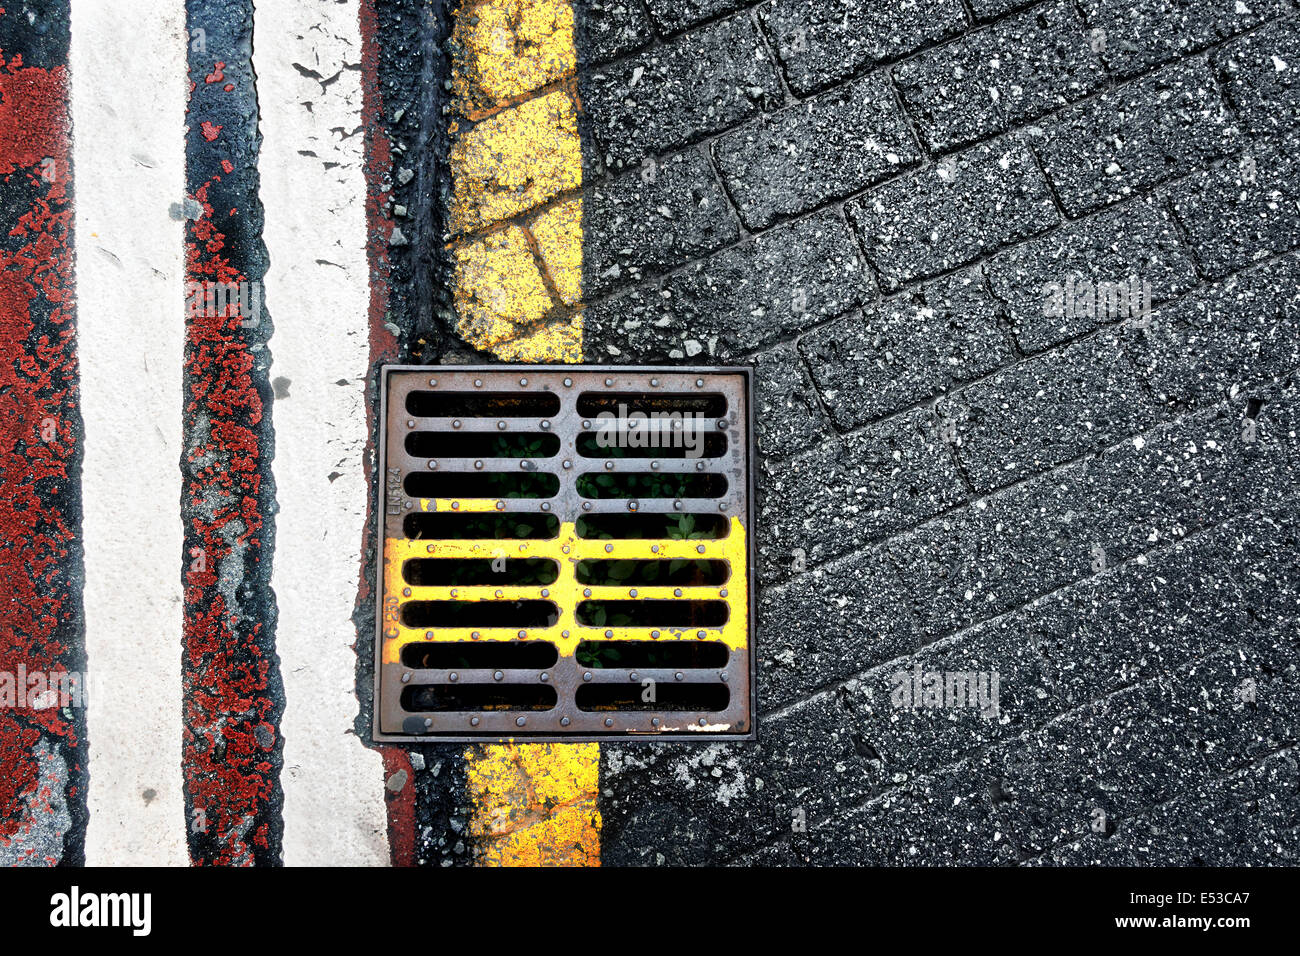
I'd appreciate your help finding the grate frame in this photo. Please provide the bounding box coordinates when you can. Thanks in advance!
[373,365,756,743]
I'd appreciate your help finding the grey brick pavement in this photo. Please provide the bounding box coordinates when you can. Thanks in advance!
[571,0,1300,866]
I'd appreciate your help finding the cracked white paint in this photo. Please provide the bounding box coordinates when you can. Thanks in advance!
[256,0,388,865]
[73,0,189,866]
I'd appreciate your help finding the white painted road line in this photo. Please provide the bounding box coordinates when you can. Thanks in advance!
[72,0,190,866]
[256,0,389,865]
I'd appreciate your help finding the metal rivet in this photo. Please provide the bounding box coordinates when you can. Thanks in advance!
[674,588,682,597]
[651,630,660,638]
[474,379,483,387]
[605,717,614,727]
[519,377,528,386]
[495,500,505,510]
[605,629,614,638]
[604,378,613,387]
[403,501,412,509]
[497,420,507,430]
[563,378,573,387]
[449,672,459,682]
[470,716,479,726]
[560,716,570,726]
[582,419,591,429]
[583,672,592,682]
[629,588,638,597]
[401,672,412,683]
[518,630,527,639]
[452,419,461,429]
[541,588,550,598]
[541,501,551,511]
[452,501,460,511]
[696,461,705,471]
[426,630,434,638]
[720,672,728,681]
[605,543,613,553]
[540,672,549,682]
[583,588,592,597]
[719,502,727,511]
[562,629,570,638]
[650,378,659,387]
[674,672,683,681]
[720,588,728,598]
[474,460,483,470]
[540,420,550,430]
[604,460,613,470]
[699,717,707,726]
[628,500,638,512]
[425,718,434,728]
[494,589,503,598]
[562,460,572,470]
[450,589,458,598]
[673,500,682,510]
[494,671,503,681]
[582,501,592,511]
[429,378,438,387]
[651,544,659,554]
[630,672,639,682]
[520,460,530,470]
[403,587,412,597]
[717,419,727,429]
[697,545,706,554]
[471,631,480,639]
[428,460,437,470]
[652,717,660,727]
[696,379,704,388]
[650,461,659,470]
[562,546,570,554]
[406,419,415,428]
[697,630,706,638]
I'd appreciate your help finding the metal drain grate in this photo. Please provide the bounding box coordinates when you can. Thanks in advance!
[373,366,754,742]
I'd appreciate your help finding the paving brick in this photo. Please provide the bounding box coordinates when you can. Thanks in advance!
[599,693,878,863]
[1166,138,1300,279]
[758,0,968,96]
[848,138,1059,289]
[894,0,1106,153]
[886,396,1296,640]
[1126,253,1300,407]
[800,765,1017,864]
[799,267,1013,429]
[1216,17,1300,140]
[641,0,747,36]
[580,14,782,171]
[713,72,922,231]
[575,0,655,65]
[1045,749,1300,864]
[990,679,1211,855]
[582,212,865,359]
[582,150,738,297]
[941,331,1155,492]
[985,196,1199,353]
[1078,0,1290,77]
[841,614,1058,775]
[752,344,833,461]
[756,546,920,712]
[755,409,966,583]
[1033,59,1241,217]
[1199,494,1300,635]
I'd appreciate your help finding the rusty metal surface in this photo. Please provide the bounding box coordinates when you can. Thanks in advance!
[374,365,755,742]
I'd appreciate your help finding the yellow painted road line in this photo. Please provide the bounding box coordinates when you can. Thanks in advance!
[448,0,597,866]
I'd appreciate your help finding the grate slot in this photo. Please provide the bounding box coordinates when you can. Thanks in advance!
[376,366,754,741]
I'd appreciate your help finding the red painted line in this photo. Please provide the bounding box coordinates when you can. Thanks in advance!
[0,14,84,865]
[359,0,410,867]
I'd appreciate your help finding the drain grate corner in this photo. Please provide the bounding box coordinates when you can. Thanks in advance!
[373,365,755,742]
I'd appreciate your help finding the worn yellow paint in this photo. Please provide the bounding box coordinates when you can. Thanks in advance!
[448,0,593,867]
[451,0,576,115]
[464,743,599,867]
[448,91,581,236]
[453,227,556,350]
[381,517,749,663]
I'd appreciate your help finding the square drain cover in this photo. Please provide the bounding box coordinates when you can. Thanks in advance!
[374,366,755,742]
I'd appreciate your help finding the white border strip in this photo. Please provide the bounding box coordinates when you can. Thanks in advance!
[73,0,189,866]
[256,0,389,865]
